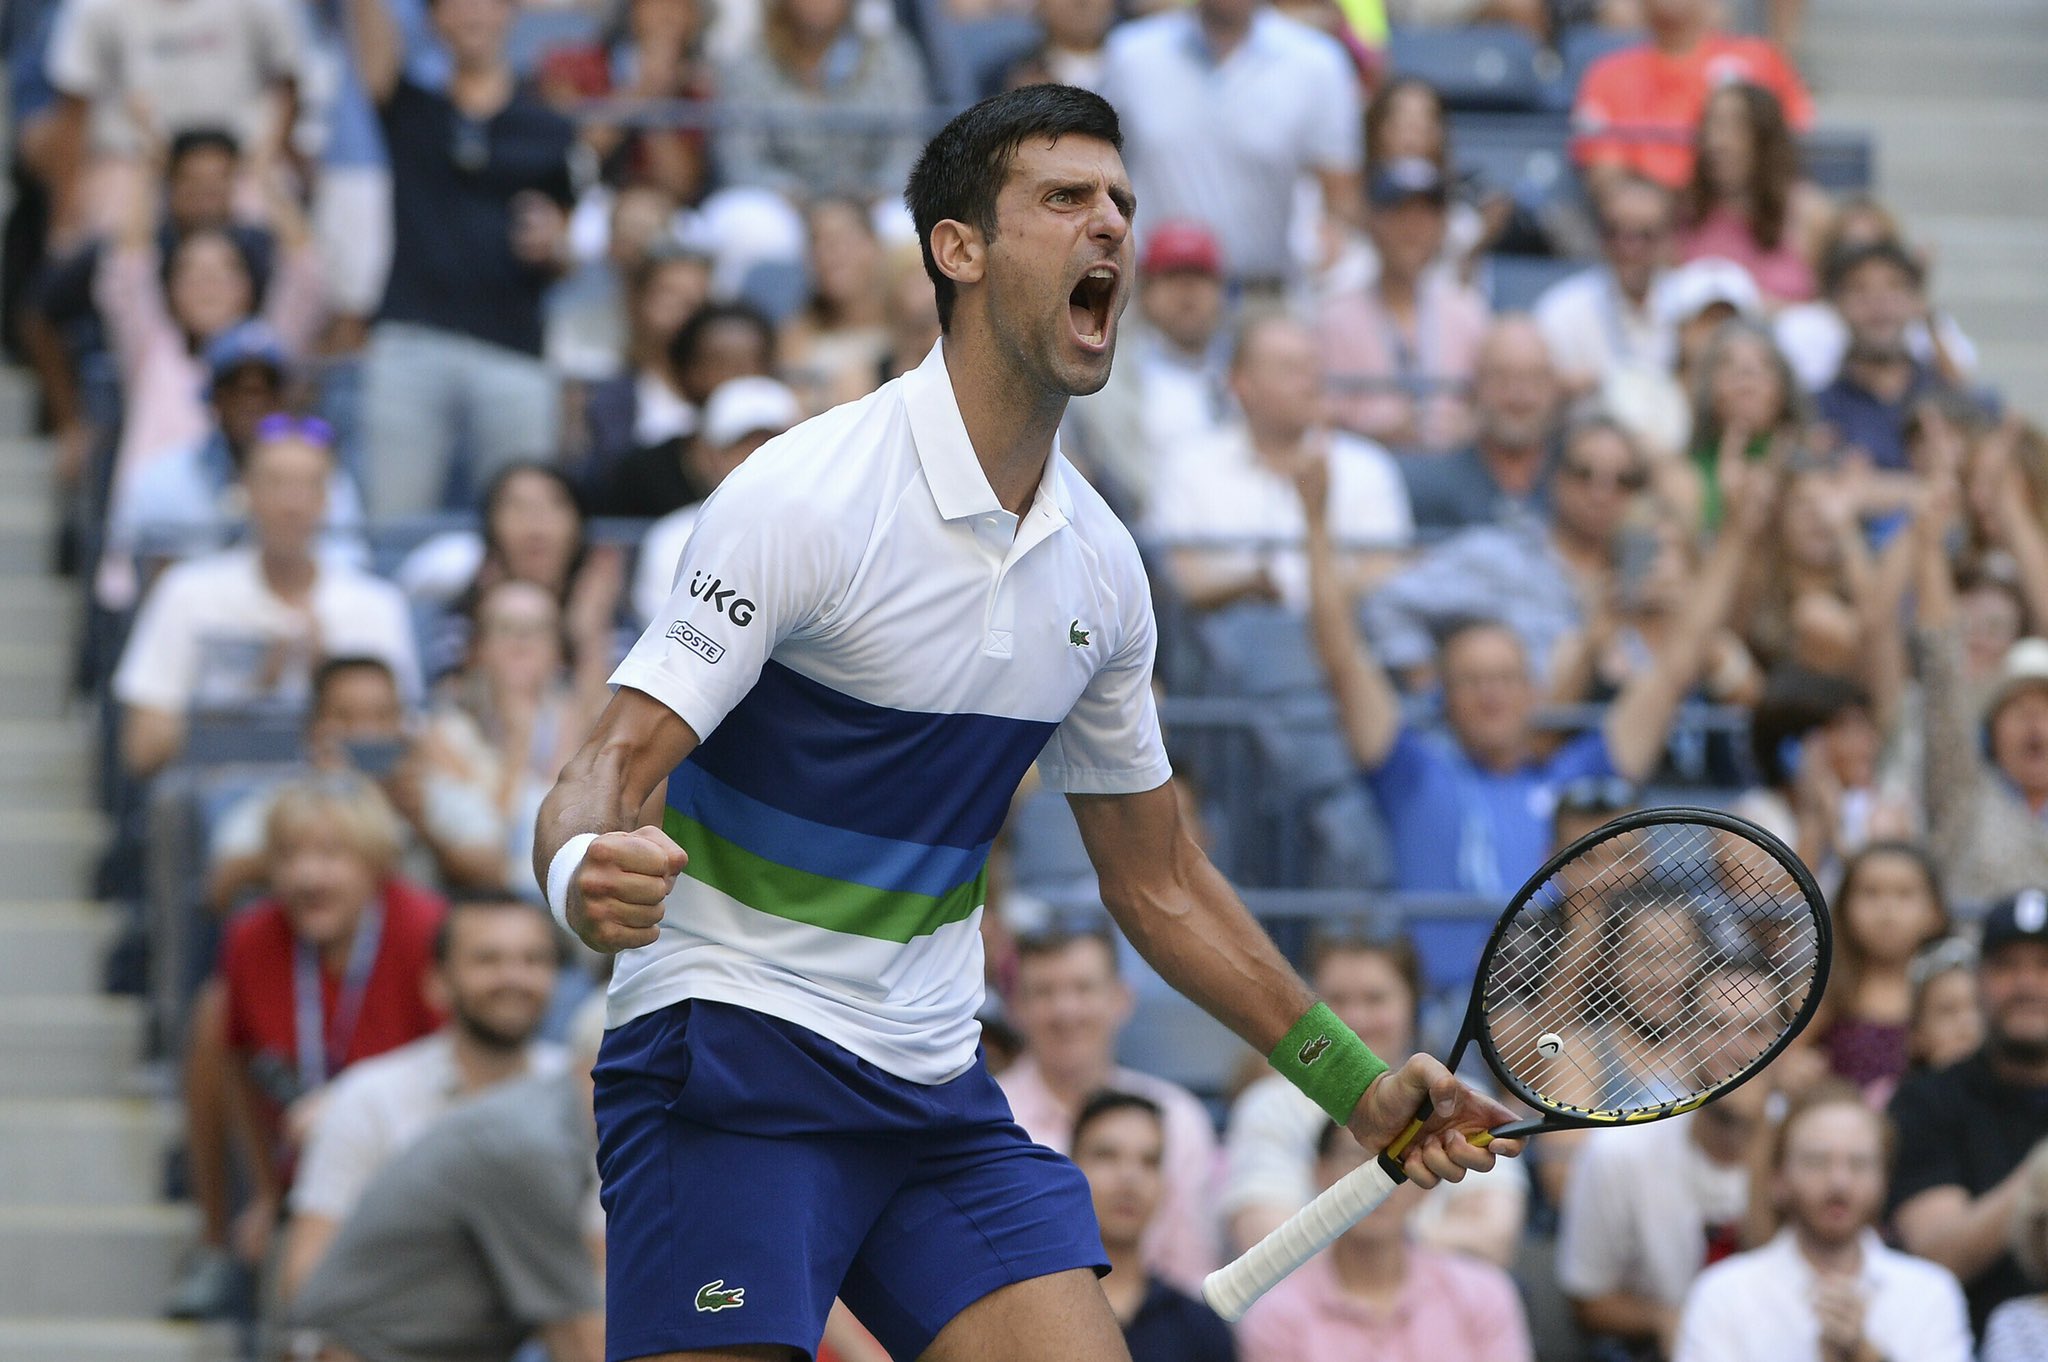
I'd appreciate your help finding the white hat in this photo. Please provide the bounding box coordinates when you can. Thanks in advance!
[1987,637,2048,722]
[1654,257,1764,327]
[703,376,802,448]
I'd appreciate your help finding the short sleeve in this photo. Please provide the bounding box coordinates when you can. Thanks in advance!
[1670,1265,1745,1362]
[290,1075,389,1219]
[1554,1141,1635,1297]
[113,565,201,712]
[1544,731,1617,785]
[249,0,307,82]
[1219,1078,1316,1217]
[608,467,842,744]
[208,788,275,867]
[1886,1070,1966,1212]
[454,1140,601,1325]
[42,0,107,100]
[1330,441,1414,546]
[1303,39,1362,173]
[1035,553,1171,796]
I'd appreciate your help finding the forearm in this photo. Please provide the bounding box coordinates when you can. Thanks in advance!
[1305,517,1399,765]
[539,1313,606,1362]
[121,706,186,778]
[1573,1292,1676,1345]
[1899,1179,2024,1282]
[532,737,652,891]
[345,0,402,103]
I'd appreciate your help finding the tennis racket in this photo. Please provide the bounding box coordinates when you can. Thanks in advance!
[1202,806,1832,1321]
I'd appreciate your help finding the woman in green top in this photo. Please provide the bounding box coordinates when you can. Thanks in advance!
[1688,320,1808,529]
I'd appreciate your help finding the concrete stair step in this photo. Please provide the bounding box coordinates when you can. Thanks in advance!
[0,1099,174,1207]
[0,807,108,902]
[0,1205,197,1318]
[0,903,116,996]
[0,643,74,720]
[0,997,143,1099]
[0,1318,234,1362]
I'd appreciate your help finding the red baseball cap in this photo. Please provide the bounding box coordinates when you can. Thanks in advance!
[1141,222,1224,278]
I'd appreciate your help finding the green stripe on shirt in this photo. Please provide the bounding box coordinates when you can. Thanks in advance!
[662,807,988,944]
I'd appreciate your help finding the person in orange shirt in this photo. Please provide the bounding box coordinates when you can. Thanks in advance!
[1572,0,1813,193]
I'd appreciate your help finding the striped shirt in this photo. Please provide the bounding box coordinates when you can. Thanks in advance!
[607,340,1172,1083]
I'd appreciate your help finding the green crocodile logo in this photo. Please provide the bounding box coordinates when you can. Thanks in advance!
[1070,620,1091,647]
[1298,1034,1332,1066]
[696,1280,746,1313]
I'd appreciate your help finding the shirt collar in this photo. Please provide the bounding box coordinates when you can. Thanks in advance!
[1761,1227,1889,1287]
[1176,8,1279,65]
[901,339,1076,528]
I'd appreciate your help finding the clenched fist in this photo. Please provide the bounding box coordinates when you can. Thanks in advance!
[568,825,688,952]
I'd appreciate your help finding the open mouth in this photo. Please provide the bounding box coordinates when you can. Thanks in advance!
[1067,265,1117,350]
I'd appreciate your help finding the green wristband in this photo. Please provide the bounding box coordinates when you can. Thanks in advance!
[1269,1002,1389,1125]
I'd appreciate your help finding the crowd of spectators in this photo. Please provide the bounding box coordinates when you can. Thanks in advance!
[5,0,2048,1359]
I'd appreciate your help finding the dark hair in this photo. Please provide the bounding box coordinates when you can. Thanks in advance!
[665,300,776,382]
[1595,171,1675,232]
[1436,616,1526,666]
[1686,82,1800,252]
[904,85,1123,331]
[1015,919,1121,976]
[1823,238,1925,298]
[1813,841,1948,1038]
[311,656,397,722]
[433,891,561,967]
[1689,319,1805,454]
[1071,1089,1163,1150]
[167,127,242,172]
[1363,74,1448,175]
[1748,667,1872,786]
[477,461,590,595]
[1305,925,1423,1018]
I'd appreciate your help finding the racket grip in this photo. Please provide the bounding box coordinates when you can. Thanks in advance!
[1201,1156,1402,1322]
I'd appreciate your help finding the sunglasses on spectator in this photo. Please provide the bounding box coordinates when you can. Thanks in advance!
[255,414,336,449]
[1559,461,1648,492]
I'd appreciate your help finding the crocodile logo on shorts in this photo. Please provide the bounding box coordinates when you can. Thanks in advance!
[1298,1033,1332,1066]
[696,1280,746,1312]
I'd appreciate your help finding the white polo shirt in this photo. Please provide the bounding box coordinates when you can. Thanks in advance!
[607,341,1173,1083]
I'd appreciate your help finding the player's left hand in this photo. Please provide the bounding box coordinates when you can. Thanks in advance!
[1347,1054,1525,1188]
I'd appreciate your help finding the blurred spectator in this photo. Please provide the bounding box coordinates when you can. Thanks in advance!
[42,0,305,240]
[1738,469,1876,679]
[549,182,690,390]
[1793,844,1950,1106]
[1147,313,1411,612]
[97,145,324,497]
[1557,1083,1772,1361]
[1238,1123,1534,1362]
[562,0,715,206]
[1319,158,1489,452]
[1025,0,1117,90]
[1363,415,1646,689]
[98,322,366,612]
[1534,175,1678,396]
[632,377,803,624]
[1304,453,1769,894]
[1572,0,1813,193]
[1889,890,2048,1336]
[578,238,714,485]
[781,198,892,411]
[1398,316,1561,534]
[170,773,446,1318]
[598,301,776,516]
[1736,669,1917,883]
[996,925,1220,1295]
[347,0,578,516]
[716,0,932,201]
[112,421,421,779]
[1673,1084,1972,1362]
[1100,0,1362,291]
[291,994,606,1361]
[280,895,566,1300]
[1220,933,1528,1265]
[1908,937,1985,1074]
[399,462,627,687]
[1678,83,1828,306]
[1814,240,1950,473]
[427,581,616,898]
[1073,1092,1237,1362]
[1603,256,1765,470]
[1774,198,1979,393]
[1383,0,1544,37]
[1353,75,1504,284]
[1987,1141,2048,1359]
[1684,317,1802,531]
[207,656,507,911]
[1063,221,1231,514]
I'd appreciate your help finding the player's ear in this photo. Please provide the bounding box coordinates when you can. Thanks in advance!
[928,218,986,291]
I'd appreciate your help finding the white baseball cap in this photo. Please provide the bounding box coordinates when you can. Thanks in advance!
[1986,637,2048,723]
[703,377,802,448]
[1654,257,1764,327]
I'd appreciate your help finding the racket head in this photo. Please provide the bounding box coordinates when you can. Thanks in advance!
[1460,806,1831,1136]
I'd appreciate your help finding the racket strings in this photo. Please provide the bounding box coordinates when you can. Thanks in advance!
[1482,821,1821,1116]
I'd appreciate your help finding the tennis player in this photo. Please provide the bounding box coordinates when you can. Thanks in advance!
[535,85,1521,1362]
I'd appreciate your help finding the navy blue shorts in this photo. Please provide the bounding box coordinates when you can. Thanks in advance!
[593,1000,1106,1362]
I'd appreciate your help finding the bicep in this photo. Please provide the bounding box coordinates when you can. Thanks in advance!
[573,687,701,812]
[1067,782,1184,896]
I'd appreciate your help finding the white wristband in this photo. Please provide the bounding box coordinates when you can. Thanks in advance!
[546,832,601,934]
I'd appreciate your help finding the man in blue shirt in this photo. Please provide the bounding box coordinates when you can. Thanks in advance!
[1813,240,1951,473]
[1301,450,1768,895]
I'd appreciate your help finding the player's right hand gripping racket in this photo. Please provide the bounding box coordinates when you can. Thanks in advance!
[1203,807,1832,1321]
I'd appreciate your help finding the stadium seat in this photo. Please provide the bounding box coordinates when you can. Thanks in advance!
[505,8,602,78]
[1481,253,1581,311]
[1006,784,1098,896]
[735,259,813,327]
[1448,111,1577,220]
[942,16,1046,103]
[1387,25,1549,113]
[1547,25,1642,111]
[1194,603,1324,699]
[1803,128,1877,193]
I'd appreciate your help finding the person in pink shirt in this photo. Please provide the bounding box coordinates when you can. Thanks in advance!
[1678,83,1828,306]
[95,139,326,497]
[1319,158,1490,453]
[1239,1121,1536,1362]
[996,924,1221,1296]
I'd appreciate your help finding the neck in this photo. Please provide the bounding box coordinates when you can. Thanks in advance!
[1652,14,1709,53]
[316,916,365,971]
[1463,735,1528,774]
[1197,5,1251,54]
[1377,270,1420,311]
[451,1023,530,1093]
[1846,354,1914,400]
[1037,1054,1115,1106]
[260,547,317,599]
[1793,1226,1865,1277]
[1331,1234,1407,1295]
[1552,523,1612,575]
[448,62,512,115]
[1248,422,1307,467]
[1614,269,1652,307]
[1990,1040,2048,1087]
[944,336,1066,517]
[1101,1240,1148,1314]
[1478,435,1545,494]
